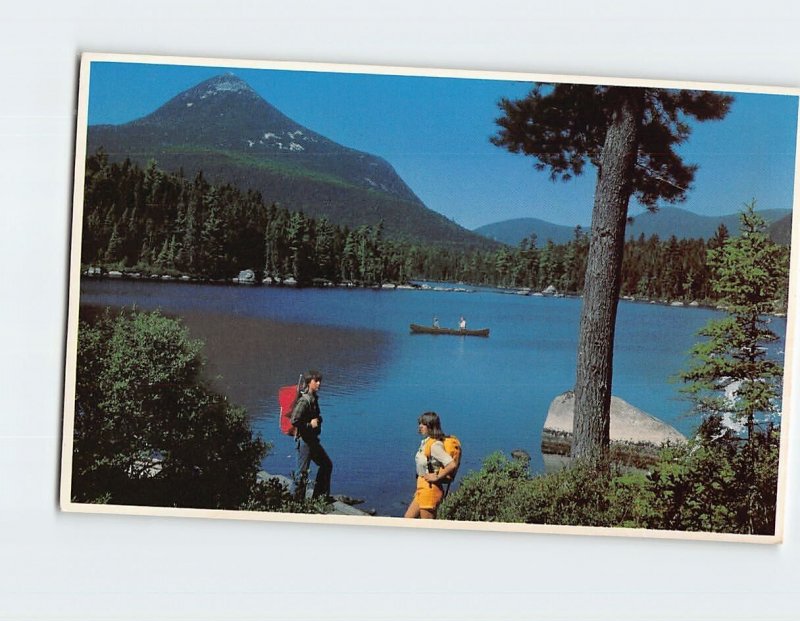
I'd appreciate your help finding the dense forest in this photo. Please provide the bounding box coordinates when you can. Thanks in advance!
[81,151,791,310]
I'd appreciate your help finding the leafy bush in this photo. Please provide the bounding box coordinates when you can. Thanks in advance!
[439,453,529,522]
[441,453,652,528]
[504,462,654,527]
[73,308,269,510]
[441,421,779,535]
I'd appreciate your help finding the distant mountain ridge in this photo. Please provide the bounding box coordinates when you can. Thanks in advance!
[625,207,791,242]
[473,206,792,246]
[87,74,494,248]
[473,217,580,246]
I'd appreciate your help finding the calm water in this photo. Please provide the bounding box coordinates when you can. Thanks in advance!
[79,279,788,516]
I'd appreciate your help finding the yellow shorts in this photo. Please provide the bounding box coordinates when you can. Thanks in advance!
[413,476,444,511]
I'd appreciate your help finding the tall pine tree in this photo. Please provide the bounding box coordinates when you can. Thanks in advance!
[493,84,732,464]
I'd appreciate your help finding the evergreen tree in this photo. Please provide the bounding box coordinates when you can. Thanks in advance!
[369,222,386,284]
[662,235,683,300]
[264,203,288,280]
[493,84,732,464]
[708,222,730,251]
[538,240,558,289]
[286,211,312,284]
[105,223,123,264]
[495,247,513,286]
[676,202,787,534]
[200,201,226,279]
[155,238,172,268]
[314,217,337,282]
[341,231,358,282]
[680,201,787,440]
[520,234,540,288]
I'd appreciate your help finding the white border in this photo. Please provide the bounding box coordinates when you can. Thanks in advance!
[61,51,800,545]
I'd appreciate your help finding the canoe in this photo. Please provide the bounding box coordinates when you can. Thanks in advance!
[409,323,490,337]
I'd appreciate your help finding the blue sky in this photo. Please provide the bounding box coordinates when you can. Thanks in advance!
[87,61,799,230]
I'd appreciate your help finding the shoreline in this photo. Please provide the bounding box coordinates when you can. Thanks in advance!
[80,270,785,316]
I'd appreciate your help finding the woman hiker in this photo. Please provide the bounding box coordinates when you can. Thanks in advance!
[404,411,457,519]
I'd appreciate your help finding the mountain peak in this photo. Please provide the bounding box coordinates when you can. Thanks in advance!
[170,73,261,108]
[191,73,257,97]
[86,73,495,247]
[127,72,299,144]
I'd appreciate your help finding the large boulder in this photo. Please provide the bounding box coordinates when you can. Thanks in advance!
[542,391,686,467]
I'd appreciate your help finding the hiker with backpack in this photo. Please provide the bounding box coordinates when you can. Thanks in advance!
[404,411,460,519]
[289,369,333,501]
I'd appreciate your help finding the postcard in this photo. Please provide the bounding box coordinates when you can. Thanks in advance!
[61,52,798,542]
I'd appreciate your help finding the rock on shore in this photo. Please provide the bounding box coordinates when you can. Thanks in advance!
[541,391,686,467]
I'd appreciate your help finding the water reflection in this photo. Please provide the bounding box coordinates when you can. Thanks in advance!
[181,311,391,417]
[81,304,392,420]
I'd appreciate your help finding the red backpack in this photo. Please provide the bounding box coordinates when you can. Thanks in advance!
[278,375,304,436]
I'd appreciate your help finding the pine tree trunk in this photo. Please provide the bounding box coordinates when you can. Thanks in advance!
[571,88,644,465]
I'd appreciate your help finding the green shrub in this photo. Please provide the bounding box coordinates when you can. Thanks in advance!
[505,462,653,527]
[439,453,529,522]
[441,453,652,527]
[73,308,269,510]
[441,420,778,535]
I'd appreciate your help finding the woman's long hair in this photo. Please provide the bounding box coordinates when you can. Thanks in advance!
[418,411,445,440]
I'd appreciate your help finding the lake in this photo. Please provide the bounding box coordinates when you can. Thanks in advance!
[78,279,788,516]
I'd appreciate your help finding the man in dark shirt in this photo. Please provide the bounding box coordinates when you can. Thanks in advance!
[290,369,333,501]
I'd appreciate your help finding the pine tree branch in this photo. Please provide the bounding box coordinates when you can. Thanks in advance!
[634,159,689,193]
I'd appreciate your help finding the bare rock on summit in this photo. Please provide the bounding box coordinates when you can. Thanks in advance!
[542,391,686,467]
